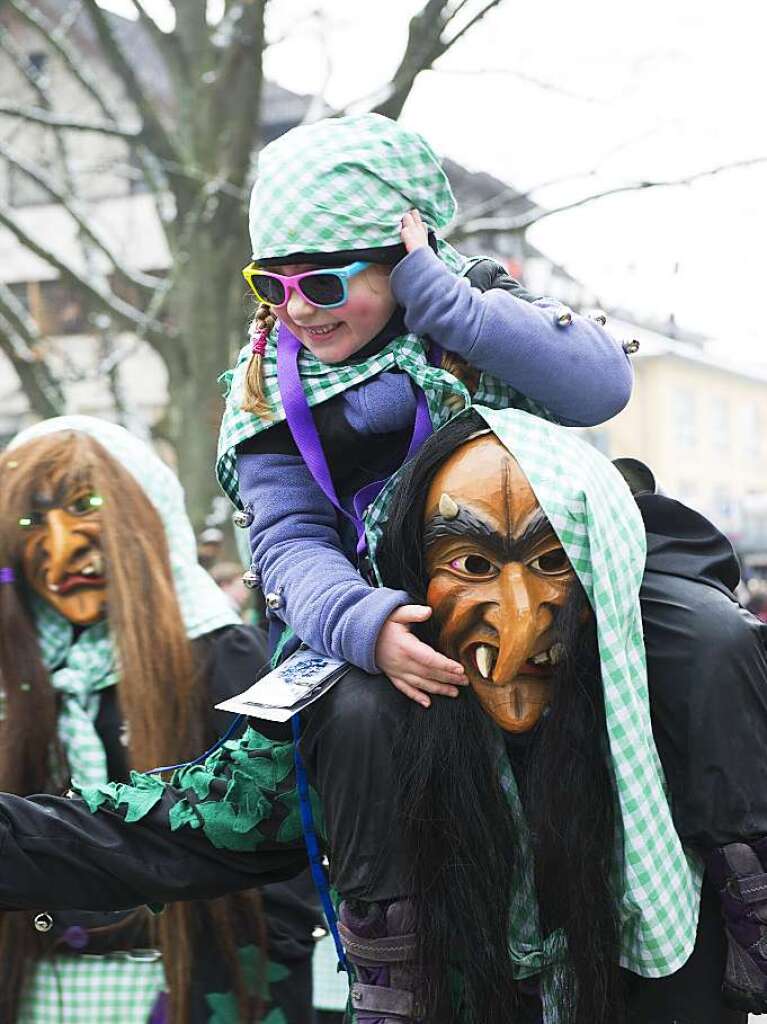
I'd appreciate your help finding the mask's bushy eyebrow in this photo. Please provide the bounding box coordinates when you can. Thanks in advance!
[424,505,558,565]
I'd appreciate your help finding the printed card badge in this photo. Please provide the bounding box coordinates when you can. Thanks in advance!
[216,647,349,722]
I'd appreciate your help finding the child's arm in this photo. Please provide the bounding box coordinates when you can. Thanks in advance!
[393,210,633,426]
[238,451,467,706]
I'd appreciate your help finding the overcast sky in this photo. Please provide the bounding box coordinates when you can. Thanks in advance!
[102,0,767,362]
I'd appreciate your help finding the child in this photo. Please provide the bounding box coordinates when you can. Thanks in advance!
[217,113,634,707]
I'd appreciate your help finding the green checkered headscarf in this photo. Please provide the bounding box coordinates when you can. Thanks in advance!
[219,114,554,506]
[248,113,456,260]
[8,416,239,787]
[368,406,702,1008]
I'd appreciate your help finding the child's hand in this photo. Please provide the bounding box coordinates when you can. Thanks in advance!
[375,605,468,708]
[400,209,429,253]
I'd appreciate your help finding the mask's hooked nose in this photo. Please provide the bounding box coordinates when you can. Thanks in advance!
[490,564,538,685]
[45,510,88,586]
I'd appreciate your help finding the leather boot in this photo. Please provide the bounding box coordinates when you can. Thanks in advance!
[338,899,420,1023]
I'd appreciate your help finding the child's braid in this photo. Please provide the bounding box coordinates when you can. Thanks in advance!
[241,303,277,417]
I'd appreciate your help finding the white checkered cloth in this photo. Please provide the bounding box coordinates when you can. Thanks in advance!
[18,954,165,1024]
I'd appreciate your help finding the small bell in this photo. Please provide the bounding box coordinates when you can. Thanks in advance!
[233,506,254,529]
[265,590,284,611]
[33,912,54,933]
[241,568,260,590]
[587,309,608,326]
[622,339,640,355]
[555,309,573,327]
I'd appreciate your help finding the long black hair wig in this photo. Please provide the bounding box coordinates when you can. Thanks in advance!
[376,411,624,1024]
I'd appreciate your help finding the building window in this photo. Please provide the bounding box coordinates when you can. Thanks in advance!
[711,397,730,452]
[744,402,761,459]
[674,389,697,449]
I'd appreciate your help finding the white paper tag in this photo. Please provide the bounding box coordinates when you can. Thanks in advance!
[215,648,349,722]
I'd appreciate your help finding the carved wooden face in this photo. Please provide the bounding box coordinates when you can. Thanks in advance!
[20,480,107,626]
[423,435,576,732]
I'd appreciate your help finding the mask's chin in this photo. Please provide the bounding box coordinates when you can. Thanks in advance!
[470,676,553,734]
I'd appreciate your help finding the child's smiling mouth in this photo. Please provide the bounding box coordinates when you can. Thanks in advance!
[303,323,342,339]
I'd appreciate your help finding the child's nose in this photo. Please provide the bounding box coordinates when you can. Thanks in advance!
[285,288,317,322]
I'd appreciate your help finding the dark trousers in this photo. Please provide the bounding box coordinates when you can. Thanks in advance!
[298,670,745,1023]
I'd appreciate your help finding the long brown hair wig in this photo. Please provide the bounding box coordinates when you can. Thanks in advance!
[0,432,263,1022]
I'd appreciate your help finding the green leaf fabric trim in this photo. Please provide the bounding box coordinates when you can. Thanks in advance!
[205,945,290,1024]
[168,798,201,832]
[77,771,165,822]
[276,785,323,844]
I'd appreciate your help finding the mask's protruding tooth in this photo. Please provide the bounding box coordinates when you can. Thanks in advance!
[531,651,550,665]
[475,644,494,679]
[91,552,105,575]
[549,643,565,665]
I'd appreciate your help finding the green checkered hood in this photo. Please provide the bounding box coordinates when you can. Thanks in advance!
[218,113,558,506]
[8,416,240,787]
[386,406,702,1000]
[248,113,456,260]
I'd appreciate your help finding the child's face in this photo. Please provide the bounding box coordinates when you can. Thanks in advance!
[272,263,397,363]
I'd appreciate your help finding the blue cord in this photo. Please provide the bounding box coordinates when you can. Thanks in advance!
[291,711,348,972]
[146,713,246,776]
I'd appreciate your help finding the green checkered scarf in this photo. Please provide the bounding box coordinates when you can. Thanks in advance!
[9,417,240,787]
[369,406,701,1010]
[32,595,118,788]
[218,113,554,506]
[248,113,456,260]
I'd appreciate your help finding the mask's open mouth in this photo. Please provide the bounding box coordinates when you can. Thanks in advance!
[466,642,564,682]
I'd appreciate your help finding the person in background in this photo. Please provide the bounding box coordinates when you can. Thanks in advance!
[0,416,318,1024]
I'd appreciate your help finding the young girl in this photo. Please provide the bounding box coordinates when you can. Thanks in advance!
[217,113,634,707]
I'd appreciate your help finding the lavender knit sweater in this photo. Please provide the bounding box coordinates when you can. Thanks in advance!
[238,247,633,672]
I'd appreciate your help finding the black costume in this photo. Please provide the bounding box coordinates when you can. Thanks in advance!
[0,500,763,1023]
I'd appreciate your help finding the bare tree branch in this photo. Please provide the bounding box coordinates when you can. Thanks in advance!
[432,65,603,103]
[0,284,65,417]
[372,0,505,120]
[441,0,504,51]
[79,0,180,167]
[0,201,174,350]
[7,0,119,123]
[0,25,50,107]
[0,102,140,139]
[0,142,162,292]
[131,0,188,85]
[449,156,767,239]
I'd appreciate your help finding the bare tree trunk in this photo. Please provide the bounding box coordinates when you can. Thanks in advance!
[163,213,249,529]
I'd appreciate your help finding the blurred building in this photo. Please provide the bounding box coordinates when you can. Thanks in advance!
[580,320,767,564]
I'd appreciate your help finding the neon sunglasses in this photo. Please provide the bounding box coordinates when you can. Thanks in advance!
[242,260,370,310]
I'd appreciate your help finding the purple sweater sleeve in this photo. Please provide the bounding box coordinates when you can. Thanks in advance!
[237,451,410,672]
[389,246,633,427]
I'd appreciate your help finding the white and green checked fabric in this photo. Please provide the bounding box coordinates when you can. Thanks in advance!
[248,113,456,260]
[217,327,552,509]
[33,597,119,788]
[18,953,165,1024]
[448,407,701,998]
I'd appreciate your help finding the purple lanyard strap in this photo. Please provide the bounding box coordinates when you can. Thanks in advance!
[276,322,438,556]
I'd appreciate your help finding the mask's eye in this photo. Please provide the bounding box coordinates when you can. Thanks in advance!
[67,493,104,516]
[529,547,571,576]
[448,554,496,578]
[18,511,45,530]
